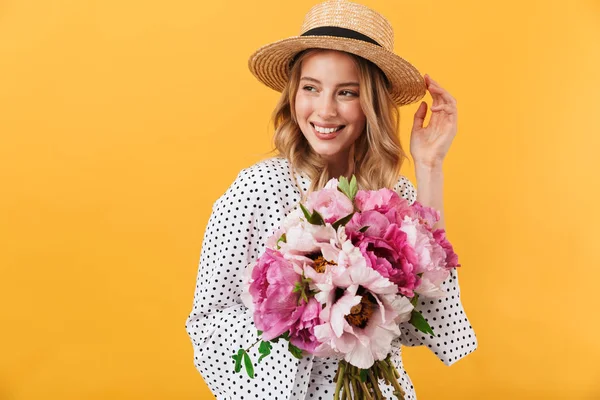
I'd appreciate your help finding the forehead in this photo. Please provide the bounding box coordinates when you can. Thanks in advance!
[300,50,359,83]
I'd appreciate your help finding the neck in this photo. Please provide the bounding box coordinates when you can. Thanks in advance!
[327,163,346,179]
[326,151,354,180]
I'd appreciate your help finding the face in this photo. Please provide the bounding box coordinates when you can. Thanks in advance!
[294,50,366,169]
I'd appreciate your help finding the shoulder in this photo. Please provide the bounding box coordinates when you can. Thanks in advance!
[214,157,294,210]
[393,175,417,205]
[237,156,292,185]
[232,157,294,194]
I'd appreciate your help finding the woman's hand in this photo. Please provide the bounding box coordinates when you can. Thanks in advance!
[410,74,458,169]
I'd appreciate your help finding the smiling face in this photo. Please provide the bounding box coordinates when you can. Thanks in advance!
[294,50,366,174]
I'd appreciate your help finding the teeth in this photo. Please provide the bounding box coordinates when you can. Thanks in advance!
[313,124,342,134]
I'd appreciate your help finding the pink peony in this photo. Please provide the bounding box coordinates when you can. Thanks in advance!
[399,216,447,274]
[289,297,321,353]
[278,221,338,267]
[411,201,441,229]
[354,188,413,218]
[410,201,461,268]
[245,248,310,341]
[399,215,459,297]
[346,212,420,297]
[304,235,399,305]
[312,260,414,368]
[305,188,354,224]
[433,229,461,268]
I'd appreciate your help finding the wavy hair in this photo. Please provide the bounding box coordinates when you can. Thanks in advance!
[267,49,410,201]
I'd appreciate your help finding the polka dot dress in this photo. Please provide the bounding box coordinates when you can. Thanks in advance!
[185,157,478,399]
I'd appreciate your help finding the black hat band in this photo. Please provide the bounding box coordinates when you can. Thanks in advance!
[300,26,381,47]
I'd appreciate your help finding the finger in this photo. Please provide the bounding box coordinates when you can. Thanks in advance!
[424,74,432,86]
[429,86,456,107]
[426,74,444,88]
[427,83,444,109]
[412,101,427,131]
[430,103,457,115]
[426,76,456,106]
[425,75,445,107]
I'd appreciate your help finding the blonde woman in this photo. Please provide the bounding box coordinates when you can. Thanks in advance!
[185,1,477,399]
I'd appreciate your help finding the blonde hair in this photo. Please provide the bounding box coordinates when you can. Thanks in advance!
[268,49,410,201]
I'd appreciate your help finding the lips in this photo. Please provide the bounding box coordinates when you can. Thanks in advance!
[310,122,345,140]
[311,122,345,133]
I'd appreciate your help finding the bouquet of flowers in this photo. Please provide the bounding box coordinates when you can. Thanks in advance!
[233,176,460,400]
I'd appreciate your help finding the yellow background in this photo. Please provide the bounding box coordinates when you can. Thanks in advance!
[1,0,599,399]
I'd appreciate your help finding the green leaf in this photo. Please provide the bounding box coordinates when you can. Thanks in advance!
[359,225,370,233]
[258,341,272,363]
[272,331,290,343]
[297,203,325,226]
[299,203,312,221]
[257,330,263,336]
[409,309,435,336]
[338,175,349,188]
[258,353,269,364]
[410,293,420,307]
[359,369,368,382]
[288,342,303,359]
[349,175,358,200]
[232,348,244,373]
[309,209,325,225]
[243,351,255,378]
[276,233,286,249]
[292,282,302,293]
[337,176,351,199]
[300,289,309,304]
[332,212,355,230]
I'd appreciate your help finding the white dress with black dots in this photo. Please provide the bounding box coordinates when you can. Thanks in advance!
[185,157,478,400]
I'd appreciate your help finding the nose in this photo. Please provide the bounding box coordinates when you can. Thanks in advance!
[316,94,338,119]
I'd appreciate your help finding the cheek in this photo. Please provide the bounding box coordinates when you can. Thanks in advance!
[344,103,366,128]
[294,94,312,121]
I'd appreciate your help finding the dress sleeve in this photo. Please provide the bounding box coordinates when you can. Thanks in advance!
[398,269,478,366]
[185,168,301,399]
[394,175,417,205]
[394,175,478,366]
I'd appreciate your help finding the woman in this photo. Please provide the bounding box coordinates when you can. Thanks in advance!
[185,1,477,399]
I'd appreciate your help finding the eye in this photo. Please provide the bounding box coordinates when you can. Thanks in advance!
[302,85,317,92]
[339,90,358,97]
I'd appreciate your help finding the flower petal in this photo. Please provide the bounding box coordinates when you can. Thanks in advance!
[330,293,362,338]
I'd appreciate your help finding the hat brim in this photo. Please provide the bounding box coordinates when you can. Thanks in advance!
[248,35,426,107]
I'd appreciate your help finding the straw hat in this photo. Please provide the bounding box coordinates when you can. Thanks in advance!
[248,0,426,107]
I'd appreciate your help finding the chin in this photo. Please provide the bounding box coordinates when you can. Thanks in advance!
[310,144,342,158]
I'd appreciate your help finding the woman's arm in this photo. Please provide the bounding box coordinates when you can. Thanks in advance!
[415,162,445,231]
[410,74,458,233]
[395,175,478,366]
[185,168,306,399]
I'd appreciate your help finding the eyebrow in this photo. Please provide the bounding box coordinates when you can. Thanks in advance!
[300,76,359,87]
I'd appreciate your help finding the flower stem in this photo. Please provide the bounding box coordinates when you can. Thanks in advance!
[376,363,389,385]
[377,360,405,400]
[359,380,374,400]
[334,361,347,400]
[244,337,261,353]
[387,358,401,379]
[351,376,360,400]
[343,373,351,400]
[368,370,384,400]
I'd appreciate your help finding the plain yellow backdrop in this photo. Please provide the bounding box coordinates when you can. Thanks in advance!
[1,0,599,399]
